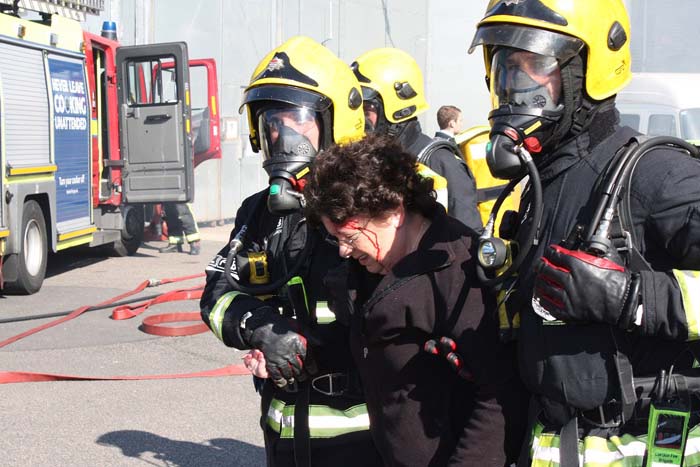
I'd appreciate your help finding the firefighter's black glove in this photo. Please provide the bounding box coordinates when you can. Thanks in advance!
[241,306,316,388]
[532,245,640,329]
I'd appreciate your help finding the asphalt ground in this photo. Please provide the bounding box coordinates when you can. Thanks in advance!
[0,224,266,466]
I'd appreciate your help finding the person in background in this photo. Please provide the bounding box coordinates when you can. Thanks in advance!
[159,202,201,255]
[351,48,483,233]
[435,105,463,140]
[199,36,382,467]
[305,134,526,466]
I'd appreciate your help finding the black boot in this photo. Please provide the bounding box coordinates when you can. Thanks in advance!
[159,243,183,253]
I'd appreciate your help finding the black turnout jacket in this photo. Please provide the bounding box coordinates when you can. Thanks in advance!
[509,124,700,424]
[328,206,525,466]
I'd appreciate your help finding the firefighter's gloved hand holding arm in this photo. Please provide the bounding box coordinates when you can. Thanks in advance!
[241,306,317,388]
[533,245,641,329]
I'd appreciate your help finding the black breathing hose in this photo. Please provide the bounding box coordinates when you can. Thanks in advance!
[584,136,700,254]
[222,192,315,295]
[223,218,314,295]
[477,147,544,287]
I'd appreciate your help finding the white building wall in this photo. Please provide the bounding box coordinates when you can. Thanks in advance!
[84,0,696,223]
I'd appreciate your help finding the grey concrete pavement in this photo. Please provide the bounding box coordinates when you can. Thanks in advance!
[0,224,266,466]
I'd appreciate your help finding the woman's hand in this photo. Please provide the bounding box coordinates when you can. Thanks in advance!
[242,349,269,378]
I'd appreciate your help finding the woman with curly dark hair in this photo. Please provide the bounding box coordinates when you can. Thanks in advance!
[305,134,526,466]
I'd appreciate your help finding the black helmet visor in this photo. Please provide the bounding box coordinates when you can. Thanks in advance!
[239,85,331,114]
[469,23,584,62]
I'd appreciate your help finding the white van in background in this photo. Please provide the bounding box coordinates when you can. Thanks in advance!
[616,73,700,141]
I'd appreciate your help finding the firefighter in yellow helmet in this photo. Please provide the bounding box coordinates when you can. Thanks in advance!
[470,1,700,466]
[200,36,382,466]
[351,48,483,233]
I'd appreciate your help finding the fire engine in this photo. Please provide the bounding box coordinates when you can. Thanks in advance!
[0,0,221,294]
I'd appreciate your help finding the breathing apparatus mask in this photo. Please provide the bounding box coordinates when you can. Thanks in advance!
[470,24,585,179]
[360,87,391,135]
[487,47,570,179]
[256,104,327,216]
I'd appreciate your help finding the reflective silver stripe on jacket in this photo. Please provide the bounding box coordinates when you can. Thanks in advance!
[529,422,700,466]
[209,291,243,342]
[266,398,370,439]
[316,301,335,324]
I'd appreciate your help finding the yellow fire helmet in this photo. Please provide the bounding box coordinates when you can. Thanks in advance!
[469,0,632,101]
[351,48,429,124]
[240,36,364,152]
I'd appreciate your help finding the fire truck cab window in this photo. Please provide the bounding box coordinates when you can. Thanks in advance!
[126,56,178,106]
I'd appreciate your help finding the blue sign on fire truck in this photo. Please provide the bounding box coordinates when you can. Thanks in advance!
[48,56,91,232]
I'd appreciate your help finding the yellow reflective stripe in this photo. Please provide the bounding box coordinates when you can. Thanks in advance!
[287,276,309,314]
[316,301,335,324]
[8,164,57,176]
[416,163,448,189]
[530,422,700,467]
[58,226,97,241]
[209,291,243,342]
[266,399,370,439]
[673,270,700,340]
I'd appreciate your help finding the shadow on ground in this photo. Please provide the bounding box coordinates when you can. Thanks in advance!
[44,248,117,279]
[97,430,265,467]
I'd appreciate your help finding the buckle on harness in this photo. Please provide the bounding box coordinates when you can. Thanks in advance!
[311,372,348,396]
[580,401,623,428]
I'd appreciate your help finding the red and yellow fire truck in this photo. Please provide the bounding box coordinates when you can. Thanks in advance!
[0,0,220,294]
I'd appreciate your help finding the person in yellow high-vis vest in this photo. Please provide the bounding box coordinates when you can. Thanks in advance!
[455,125,521,232]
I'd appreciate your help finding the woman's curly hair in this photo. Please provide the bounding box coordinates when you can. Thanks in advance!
[304,134,436,225]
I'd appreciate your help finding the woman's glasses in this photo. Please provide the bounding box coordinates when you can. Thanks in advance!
[323,219,370,248]
[324,231,361,248]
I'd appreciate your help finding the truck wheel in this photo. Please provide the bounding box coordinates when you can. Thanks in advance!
[5,200,47,294]
[112,204,144,257]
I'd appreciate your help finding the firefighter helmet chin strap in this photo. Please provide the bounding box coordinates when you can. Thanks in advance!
[262,125,318,216]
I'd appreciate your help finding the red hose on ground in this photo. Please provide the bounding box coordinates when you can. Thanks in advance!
[0,273,251,384]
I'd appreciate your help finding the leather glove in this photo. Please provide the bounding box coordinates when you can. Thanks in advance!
[532,244,640,329]
[241,306,316,388]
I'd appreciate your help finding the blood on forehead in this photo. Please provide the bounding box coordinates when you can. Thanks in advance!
[340,219,382,262]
